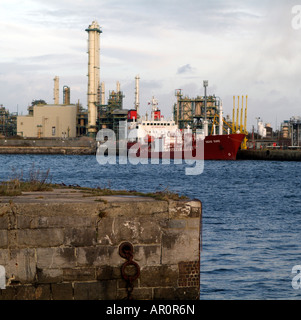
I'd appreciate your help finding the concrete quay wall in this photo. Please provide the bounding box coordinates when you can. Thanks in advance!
[0,138,96,155]
[237,149,301,161]
[0,188,201,300]
[0,146,95,155]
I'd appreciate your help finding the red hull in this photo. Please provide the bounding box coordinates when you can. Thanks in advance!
[202,133,245,160]
[128,134,245,160]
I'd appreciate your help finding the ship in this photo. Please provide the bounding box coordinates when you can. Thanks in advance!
[126,97,246,160]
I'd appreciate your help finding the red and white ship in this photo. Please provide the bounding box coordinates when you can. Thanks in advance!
[126,97,245,160]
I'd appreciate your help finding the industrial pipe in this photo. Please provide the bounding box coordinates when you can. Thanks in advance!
[232,96,235,134]
[236,96,240,132]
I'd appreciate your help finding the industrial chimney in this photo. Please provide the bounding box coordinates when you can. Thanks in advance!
[85,21,102,136]
[54,76,59,105]
[63,86,71,105]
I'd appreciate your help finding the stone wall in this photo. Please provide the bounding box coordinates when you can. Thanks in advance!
[0,189,201,300]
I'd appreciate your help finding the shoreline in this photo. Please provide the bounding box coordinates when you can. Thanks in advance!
[1,139,301,161]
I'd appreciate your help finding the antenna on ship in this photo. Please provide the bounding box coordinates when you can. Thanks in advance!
[149,96,161,121]
[135,75,140,118]
[203,80,208,137]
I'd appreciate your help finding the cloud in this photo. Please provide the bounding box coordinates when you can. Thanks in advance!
[177,64,196,75]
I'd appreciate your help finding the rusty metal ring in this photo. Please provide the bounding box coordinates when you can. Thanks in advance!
[121,260,140,282]
[119,242,133,259]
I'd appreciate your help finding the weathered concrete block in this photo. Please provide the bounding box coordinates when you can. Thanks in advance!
[133,245,161,267]
[0,205,11,222]
[16,229,65,248]
[96,266,121,280]
[6,248,36,283]
[0,230,8,248]
[168,199,202,219]
[0,249,9,265]
[140,265,178,287]
[51,283,73,300]
[0,215,9,229]
[36,268,63,284]
[0,285,16,300]
[14,284,51,300]
[64,228,97,247]
[186,217,201,229]
[63,267,96,282]
[153,287,200,300]
[74,280,117,300]
[7,230,18,248]
[17,215,96,229]
[165,219,187,229]
[117,287,153,300]
[161,229,200,264]
[77,246,122,267]
[37,247,76,269]
[97,217,163,245]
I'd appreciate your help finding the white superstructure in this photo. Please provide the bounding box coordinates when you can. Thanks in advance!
[128,97,181,150]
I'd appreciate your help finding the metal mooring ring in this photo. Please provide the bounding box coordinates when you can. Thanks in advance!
[119,242,134,259]
[121,260,141,282]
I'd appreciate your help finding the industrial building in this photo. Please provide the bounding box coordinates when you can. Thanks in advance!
[16,75,78,138]
[17,104,77,138]
[15,20,131,139]
[173,85,248,148]
[0,106,17,137]
[9,20,254,148]
[280,117,301,147]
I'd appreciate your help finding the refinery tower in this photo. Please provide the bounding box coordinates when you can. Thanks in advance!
[85,21,102,137]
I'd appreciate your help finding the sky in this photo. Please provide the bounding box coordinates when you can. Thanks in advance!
[0,0,301,131]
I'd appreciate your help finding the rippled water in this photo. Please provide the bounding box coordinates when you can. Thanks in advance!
[0,154,301,300]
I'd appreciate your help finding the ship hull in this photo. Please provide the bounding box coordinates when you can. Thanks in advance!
[128,134,246,160]
[201,133,245,160]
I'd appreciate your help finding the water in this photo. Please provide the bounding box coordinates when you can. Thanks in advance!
[0,154,301,300]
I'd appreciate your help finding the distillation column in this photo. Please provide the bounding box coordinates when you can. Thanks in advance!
[101,82,105,105]
[219,100,223,135]
[86,21,102,136]
[54,76,59,105]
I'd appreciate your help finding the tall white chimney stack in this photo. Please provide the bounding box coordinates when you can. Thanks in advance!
[86,21,102,136]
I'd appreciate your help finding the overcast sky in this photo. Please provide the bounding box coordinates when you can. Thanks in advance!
[0,0,300,130]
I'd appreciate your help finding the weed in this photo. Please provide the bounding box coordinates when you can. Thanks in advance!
[0,164,53,196]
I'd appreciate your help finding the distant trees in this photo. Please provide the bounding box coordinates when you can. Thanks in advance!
[31,99,47,106]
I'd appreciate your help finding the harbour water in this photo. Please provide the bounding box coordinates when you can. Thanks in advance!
[0,154,301,300]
